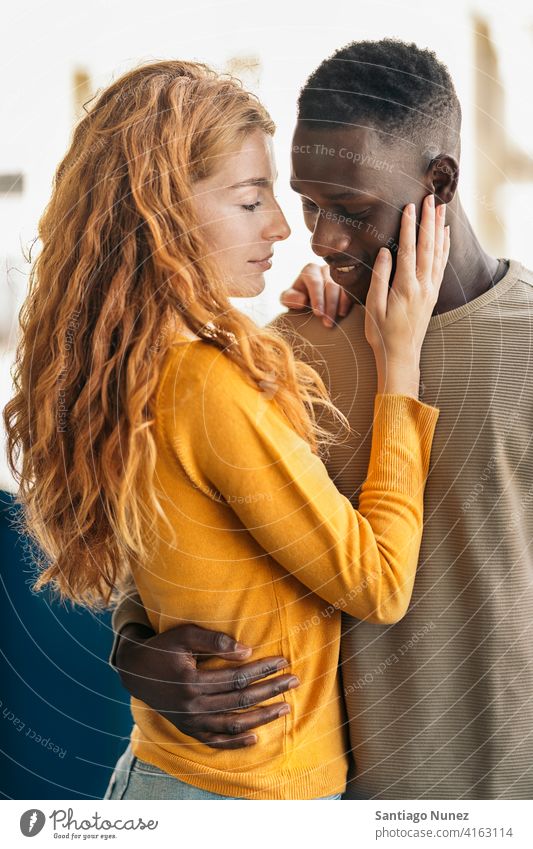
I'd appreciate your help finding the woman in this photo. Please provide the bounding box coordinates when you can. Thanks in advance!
[4,61,448,800]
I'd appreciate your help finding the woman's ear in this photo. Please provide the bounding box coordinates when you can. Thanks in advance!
[427,154,459,204]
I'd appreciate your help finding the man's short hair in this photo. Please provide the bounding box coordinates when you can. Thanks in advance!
[297,38,461,141]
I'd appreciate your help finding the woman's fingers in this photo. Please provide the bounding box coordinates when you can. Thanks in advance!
[299,264,325,316]
[364,196,451,384]
[440,225,451,282]
[279,287,309,310]
[393,203,417,293]
[366,247,392,323]
[338,287,353,318]
[322,265,354,324]
[279,263,352,327]
[396,197,447,293]
[280,264,325,314]
[416,194,436,282]
[431,205,447,286]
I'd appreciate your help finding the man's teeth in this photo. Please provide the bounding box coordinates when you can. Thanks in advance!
[336,265,355,272]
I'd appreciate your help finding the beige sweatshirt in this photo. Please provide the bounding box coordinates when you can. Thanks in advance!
[275,258,533,800]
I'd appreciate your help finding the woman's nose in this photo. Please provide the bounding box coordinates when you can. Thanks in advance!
[264,200,291,242]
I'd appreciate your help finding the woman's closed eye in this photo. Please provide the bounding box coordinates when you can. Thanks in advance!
[241,201,262,212]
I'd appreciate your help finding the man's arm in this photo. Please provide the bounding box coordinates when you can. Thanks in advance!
[110,589,299,750]
[109,588,153,667]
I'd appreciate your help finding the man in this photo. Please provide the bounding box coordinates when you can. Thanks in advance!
[110,39,533,798]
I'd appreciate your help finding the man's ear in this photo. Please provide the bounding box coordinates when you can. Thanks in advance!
[426,155,459,204]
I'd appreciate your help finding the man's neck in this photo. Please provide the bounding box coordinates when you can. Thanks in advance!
[433,197,505,315]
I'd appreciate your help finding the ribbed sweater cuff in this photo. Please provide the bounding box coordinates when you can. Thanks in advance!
[367,394,440,496]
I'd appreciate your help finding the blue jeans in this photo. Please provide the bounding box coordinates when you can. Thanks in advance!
[104,743,342,800]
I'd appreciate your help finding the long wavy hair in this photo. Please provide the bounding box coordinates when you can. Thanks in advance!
[4,60,348,608]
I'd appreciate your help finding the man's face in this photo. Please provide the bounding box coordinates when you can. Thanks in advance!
[290,122,428,303]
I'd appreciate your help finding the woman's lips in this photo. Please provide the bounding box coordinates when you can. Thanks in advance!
[248,255,273,271]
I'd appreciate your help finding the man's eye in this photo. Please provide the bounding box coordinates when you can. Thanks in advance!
[242,202,262,212]
[302,199,319,213]
[342,208,370,221]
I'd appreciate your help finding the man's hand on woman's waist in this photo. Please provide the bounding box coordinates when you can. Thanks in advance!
[115,622,300,749]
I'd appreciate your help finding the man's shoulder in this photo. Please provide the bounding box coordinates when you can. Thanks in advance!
[516,262,533,289]
[269,308,316,335]
[501,260,533,312]
[268,309,331,358]
[269,307,366,348]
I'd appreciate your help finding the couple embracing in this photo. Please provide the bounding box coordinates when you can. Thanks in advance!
[6,38,533,800]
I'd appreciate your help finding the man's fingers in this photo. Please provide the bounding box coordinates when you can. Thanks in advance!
[191,703,291,745]
[197,673,299,713]
[196,732,258,750]
[173,623,253,661]
[193,655,292,694]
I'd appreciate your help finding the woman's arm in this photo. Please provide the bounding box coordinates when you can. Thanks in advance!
[168,377,437,624]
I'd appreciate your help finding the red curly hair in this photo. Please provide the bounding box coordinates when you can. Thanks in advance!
[4,60,347,608]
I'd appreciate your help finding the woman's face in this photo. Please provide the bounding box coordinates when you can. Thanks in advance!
[190,130,290,297]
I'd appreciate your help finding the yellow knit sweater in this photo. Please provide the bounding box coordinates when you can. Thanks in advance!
[129,337,439,799]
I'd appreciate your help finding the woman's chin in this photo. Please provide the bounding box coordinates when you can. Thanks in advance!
[229,272,266,298]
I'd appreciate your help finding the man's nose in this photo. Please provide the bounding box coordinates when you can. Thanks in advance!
[311,215,352,258]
